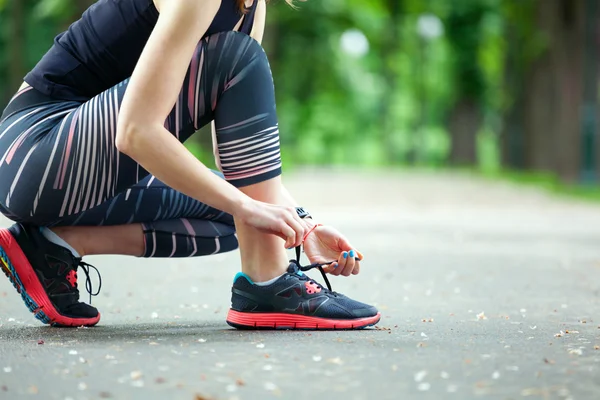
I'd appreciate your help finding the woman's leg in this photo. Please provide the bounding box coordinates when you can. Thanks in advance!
[0,32,289,326]
[52,174,237,258]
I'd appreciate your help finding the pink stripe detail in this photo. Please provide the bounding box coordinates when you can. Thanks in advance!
[181,218,198,257]
[149,231,157,258]
[59,109,81,189]
[225,163,282,181]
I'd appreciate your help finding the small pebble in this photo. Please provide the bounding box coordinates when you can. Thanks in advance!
[69,350,78,355]
[492,371,500,380]
[151,312,158,319]
[414,370,427,382]
[312,355,322,362]
[78,382,87,391]
[130,371,143,380]
[256,343,265,349]
[226,384,237,393]
[3,367,11,373]
[264,382,277,391]
[417,383,431,391]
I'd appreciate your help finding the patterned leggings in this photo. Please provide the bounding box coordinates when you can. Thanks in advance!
[0,32,282,258]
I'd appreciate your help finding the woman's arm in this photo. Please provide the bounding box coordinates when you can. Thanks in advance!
[250,0,266,44]
[116,0,304,248]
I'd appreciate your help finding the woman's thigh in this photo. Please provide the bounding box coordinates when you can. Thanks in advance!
[0,31,279,226]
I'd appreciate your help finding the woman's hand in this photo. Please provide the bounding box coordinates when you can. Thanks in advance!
[237,199,306,249]
[303,224,363,277]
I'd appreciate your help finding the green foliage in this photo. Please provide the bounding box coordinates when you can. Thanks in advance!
[0,0,596,188]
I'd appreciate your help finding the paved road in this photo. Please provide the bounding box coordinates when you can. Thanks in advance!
[1,170,599,400]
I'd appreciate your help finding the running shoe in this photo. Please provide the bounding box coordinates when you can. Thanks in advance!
[226,254,380,330]
[0,223,101,327]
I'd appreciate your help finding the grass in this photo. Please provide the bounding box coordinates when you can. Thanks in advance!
[186,138,600,203]
[478,169,600,203]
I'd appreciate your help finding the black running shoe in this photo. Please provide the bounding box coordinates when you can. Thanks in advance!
[226,254,380,330]
[0,223,101,327]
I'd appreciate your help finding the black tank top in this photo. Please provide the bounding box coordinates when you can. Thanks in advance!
[24,0,257,102]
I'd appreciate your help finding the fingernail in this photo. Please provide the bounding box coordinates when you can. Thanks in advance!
[349,250,355,258]
[343,252,348,259]
[333,263,339,269]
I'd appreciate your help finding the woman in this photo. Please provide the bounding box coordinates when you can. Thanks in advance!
[0,0,380,330]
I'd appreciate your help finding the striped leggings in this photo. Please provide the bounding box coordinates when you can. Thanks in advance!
[0,32,282,258]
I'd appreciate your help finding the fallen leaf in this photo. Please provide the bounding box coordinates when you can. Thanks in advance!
[155,377,166,384]
[37,340,44,345]
[130,371,143,380]
[476,312,487,320]
[543,358,555,364]
[195,395,212,400]
[594,345,599,350]
[99,392,112,398]
[236,378,245,386]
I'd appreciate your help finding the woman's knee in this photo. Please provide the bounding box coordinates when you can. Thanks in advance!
[203,31,270,76]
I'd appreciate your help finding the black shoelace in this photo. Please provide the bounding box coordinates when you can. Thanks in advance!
[293,246,336,292]
[76,260,102,304]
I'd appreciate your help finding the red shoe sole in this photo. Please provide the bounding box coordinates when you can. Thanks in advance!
[226,309,381,330]
[0,228,100,327]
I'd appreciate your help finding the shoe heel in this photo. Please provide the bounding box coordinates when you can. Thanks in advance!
[0,228,51,323]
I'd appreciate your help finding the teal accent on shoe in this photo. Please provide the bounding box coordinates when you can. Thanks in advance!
[233,272,254,285]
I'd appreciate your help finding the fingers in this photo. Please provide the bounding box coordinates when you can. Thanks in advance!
[324,249,362,276]
[281,223,297,249]
[283,207,305,248]
[340,250,357,277]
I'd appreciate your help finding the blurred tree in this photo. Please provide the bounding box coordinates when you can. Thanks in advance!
[0,0,597,185]
[444,1,486,166]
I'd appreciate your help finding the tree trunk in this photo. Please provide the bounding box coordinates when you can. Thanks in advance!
[522,0,584,182]
[501,20,526,169]
[449,99,481,165]
[379,0,402,163]
[580,0,599,182]
[7,0,25,94]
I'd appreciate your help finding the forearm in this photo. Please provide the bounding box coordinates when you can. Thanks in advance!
[119,124,250,217]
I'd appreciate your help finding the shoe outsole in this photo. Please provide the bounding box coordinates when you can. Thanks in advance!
[0,228,100,327]
[226,309,381,330]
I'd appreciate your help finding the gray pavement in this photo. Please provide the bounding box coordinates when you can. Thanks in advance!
[0,169,599,400]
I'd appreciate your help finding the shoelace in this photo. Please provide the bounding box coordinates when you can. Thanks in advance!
[293,246,336,292]
[76,260,102,304]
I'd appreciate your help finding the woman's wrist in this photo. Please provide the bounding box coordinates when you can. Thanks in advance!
[230,194,255,220]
